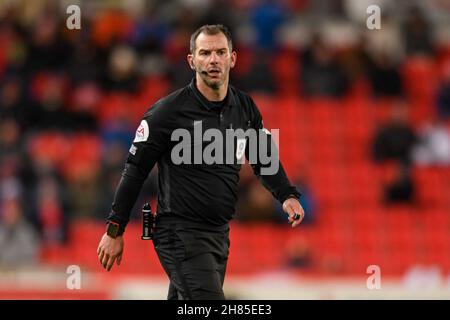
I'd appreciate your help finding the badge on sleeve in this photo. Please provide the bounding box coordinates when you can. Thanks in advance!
[133,120,149,143]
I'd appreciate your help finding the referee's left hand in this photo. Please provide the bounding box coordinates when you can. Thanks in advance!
[282,198,305,228]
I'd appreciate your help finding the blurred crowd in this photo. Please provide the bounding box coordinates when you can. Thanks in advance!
[0,0,450,268]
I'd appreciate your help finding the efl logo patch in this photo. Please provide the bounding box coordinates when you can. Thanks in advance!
[133,120,149,143]
[236,138,246,160]
[129,145,137,155]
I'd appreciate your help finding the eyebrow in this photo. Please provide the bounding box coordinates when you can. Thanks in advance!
[198,48,228,53]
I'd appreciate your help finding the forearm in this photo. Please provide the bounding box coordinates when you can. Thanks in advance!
[107,162,150,235]
[248,125,300,203]
[253,161,300,203]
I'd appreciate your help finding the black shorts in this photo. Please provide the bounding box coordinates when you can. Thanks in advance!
[152,214,230,300]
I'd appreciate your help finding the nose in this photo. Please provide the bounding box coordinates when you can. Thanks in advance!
[208,52,219,64]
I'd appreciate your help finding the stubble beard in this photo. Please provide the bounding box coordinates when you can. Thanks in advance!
[203,77,221,90]
[198,67,229,91]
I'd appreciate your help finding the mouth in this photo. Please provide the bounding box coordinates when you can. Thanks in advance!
[206,69,221,78]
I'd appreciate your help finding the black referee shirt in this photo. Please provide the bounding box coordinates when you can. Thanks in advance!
[108,78,300,233]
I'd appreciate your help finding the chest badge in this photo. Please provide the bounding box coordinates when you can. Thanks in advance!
[236,138,247,160]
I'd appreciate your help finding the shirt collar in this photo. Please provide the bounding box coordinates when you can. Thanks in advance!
[189,78,236,110]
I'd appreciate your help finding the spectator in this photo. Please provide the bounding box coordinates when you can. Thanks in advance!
[198,0,237,34]
[367,49,404,98]
[412,118,450,166]
[285,239,313,270]
[0,118,35,220]
[339,34,372,91]
[67,82,101,132]
[0,197,40,268]
[250,0,287,52]
[0,77,27,127]
[28,73,70,131]
[235,49,276,94]
[237,181,275,222]
[402,5,435,57]
[0,155,24,209]
[372,102,418,166]
[0,118,22,156]
[31,174,68,244]
[66,165,100,221]
[0,18,28,78]
[25,11,70,72]
[0,117,34,199]
[98,147,123,220]
[301,33,349,98]
[165,28,192,91]
[383,163,415,205]
[236,163,275,222]
[67,30,102,84]
[436,60,450,119]
[101,44,139,93]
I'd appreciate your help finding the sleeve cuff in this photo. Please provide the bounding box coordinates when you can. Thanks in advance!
[278,186,301,204]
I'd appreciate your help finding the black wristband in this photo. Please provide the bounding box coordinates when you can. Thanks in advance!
[107,211,127,236]
[106,221,121,238]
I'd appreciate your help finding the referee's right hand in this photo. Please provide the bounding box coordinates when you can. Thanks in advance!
[97,233,124,271]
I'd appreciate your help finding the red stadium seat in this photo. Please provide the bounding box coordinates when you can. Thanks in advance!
[412,167,447,208]
[271,48,301,96]
[28,132,70,169]
[402,57,439,102]
[62,134,101,181]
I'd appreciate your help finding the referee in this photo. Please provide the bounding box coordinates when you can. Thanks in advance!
[97,24,305,300]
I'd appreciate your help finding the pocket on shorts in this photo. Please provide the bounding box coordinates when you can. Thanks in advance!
[174,229,197,260]
[152,224,170,247]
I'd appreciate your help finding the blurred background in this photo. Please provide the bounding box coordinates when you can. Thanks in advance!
[1,0,450,299]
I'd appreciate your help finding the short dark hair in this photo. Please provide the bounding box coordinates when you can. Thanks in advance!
[189,24,233,54]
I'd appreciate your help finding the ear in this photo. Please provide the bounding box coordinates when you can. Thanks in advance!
[187,54,195,70]
[230,51,237,69]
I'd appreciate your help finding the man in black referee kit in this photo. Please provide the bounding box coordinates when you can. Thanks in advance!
[97,24,305,300]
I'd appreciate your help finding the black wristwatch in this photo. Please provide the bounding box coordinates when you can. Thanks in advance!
[106,221,120,239]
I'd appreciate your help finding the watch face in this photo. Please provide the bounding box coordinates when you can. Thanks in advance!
[107,222,119,238]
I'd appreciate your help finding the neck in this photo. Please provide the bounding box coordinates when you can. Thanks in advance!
[195,74,228,101]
